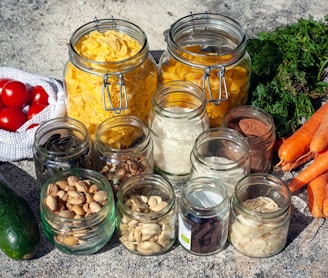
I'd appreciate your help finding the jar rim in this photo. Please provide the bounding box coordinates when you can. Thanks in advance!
[40,168,115,224]
[192,127,250,170]
[33,117,91,159]
[233,173,292,218]
[68,18,149,75]
[95,115,151,155]
[117,174,175,220]
[223,105,276,143]
[167,13,247,67]
[181,177,229,216]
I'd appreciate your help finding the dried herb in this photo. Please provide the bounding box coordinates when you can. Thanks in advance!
[247,15,328,138]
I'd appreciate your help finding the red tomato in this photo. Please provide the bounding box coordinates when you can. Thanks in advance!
[0,98,5,111]
[27,103,48,120]
[0,78,13,95]
[26,123,39,130]
[1,81,30,108]
[30,85,49,105]
[0,107,27,132]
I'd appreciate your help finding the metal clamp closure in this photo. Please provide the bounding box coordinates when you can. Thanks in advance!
[102,73,128,113]
[202,65,228,105]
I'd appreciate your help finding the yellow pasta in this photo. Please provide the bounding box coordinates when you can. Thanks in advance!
[160,46,250,127]
[65,30,158,141]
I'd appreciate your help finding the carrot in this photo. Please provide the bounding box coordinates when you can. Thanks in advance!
[310,107,328,153]
[288,148,328,193]
[279,151,314,172]
[278,102,328,163]
[307,171,328,218]
[323,183,328,217]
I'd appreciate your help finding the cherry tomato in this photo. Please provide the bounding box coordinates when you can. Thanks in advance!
[30,85,49,105]
[27,103,48,120]
[0,78,13,96]
[0,107,27,132]
[26,123,39,130]
[1,81,30,108]
[0,98,5,111]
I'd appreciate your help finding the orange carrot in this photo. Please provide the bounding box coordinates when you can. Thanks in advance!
[310,107,328,153]
[323,184,328,217]
[307,171,328,218]
[278,102,328,163]
[279,151,314,172]
[288,148,328,193]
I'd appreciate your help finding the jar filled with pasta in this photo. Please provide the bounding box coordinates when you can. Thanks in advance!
[64,18,158,140]
[229,173,292,258]
[158,13,251,127]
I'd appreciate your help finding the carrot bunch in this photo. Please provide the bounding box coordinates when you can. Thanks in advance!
[276,102,328,218]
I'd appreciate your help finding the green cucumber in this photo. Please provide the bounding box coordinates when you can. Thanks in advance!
[0,175,40,260]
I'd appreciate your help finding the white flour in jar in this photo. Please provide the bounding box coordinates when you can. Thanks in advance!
[150,106,209,178]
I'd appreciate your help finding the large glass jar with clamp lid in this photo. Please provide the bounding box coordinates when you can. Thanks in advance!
[158,13,251,127]
[64,18,158,140]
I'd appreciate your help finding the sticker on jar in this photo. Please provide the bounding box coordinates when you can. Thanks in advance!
[178,214,192,250]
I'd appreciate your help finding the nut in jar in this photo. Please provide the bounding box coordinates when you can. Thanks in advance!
[40,169,116,255]
[116,174,176,255]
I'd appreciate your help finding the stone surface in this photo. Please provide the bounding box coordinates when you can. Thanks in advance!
[0,1,328,277]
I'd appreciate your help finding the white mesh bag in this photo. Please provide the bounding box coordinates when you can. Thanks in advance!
[0,67,66,161]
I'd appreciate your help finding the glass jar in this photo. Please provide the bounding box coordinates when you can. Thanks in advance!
[223,105,276,173]
[94,115,154,196]
[40,168,116,255]
[116,174,176,256]
[178,177,230,255]
[148,80,210,185]
[33,117,93,185]
[64,18,158,140]
[229,173,292,258]
[190,127,250,197]
[158,13,251,127]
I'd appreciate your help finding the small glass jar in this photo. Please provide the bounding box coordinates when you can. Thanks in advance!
[33,117,93,185]
[190,127,250,197]
[178,177,230,255]
[40,168,116,255]
[223,105,276,173]
[148,80,210,185]
[229,173,292,258]
[158,13,251,127]
[94,115,154,196]
[116,174,176,256]
[64,18,158,140]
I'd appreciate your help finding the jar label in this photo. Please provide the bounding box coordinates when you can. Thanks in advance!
[178,214,192,250]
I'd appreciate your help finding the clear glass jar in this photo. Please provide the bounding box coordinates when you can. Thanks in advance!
[158,13,251,127]
[64,18,158,140]
[94,115,154,196]
[40,168,116,255]
[33,117,93,185]
[178,177,230,255]
[148,80,210,185]
[116,174,176,256]
[229,173,292,258]
[223,105,276,173]
[190,127,250,197]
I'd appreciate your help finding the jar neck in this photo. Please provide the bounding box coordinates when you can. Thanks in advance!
[191,127,250,170]
[152,81,208,121]
[180,177,229,217]
[167,13,247,68]
[34,117,91,160]
[117,174,175,220]
[68,18,149,75]
[95,115,151,157]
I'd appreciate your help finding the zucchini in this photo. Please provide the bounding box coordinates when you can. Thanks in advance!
[0,174,40,260]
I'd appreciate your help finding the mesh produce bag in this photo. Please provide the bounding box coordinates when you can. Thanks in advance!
[0,67,66,161]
